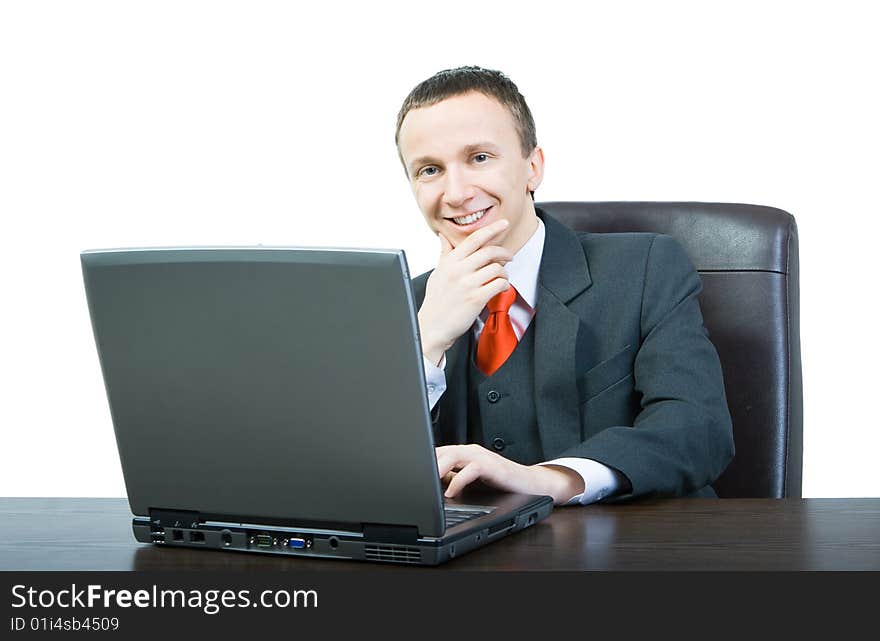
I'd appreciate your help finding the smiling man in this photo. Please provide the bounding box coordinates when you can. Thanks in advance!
[396,66,734,505]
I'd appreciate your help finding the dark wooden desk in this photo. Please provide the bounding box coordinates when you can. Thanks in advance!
[2,497,878,570]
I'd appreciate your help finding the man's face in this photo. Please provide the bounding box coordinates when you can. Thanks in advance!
[397,91,544,253]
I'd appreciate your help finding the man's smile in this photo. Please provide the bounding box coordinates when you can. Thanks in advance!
[445,205,495,230]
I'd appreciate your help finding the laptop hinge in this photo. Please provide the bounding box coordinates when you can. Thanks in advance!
[362,524,420,544]
[149,508,201,529]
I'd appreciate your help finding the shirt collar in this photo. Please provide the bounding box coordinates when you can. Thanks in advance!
[506,217,545,310]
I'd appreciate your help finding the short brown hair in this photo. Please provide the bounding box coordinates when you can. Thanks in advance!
[395,66,537,158]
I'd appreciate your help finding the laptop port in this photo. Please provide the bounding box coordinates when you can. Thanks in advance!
[488,518,515,536]
[287,537,307,549]
[172,529,183,541]
[255,534,274,548]
[189,531,205,543]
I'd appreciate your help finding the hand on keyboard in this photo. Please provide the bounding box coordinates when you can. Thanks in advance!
[435,443,584,505]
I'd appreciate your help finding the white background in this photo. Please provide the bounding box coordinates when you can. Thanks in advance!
[1,0,877,498]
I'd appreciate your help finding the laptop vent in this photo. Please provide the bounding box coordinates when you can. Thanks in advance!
[364,544,422,564]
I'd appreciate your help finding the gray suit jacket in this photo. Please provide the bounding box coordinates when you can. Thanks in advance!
[411,208,734,501]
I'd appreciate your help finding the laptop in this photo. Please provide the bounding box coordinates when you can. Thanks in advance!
[81,246,553,565]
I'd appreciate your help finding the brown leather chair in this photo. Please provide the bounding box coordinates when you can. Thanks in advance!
[538,202,803,498]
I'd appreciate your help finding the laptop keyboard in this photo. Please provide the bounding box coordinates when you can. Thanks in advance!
[444,506,491,528]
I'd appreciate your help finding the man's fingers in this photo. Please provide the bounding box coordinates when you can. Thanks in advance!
[469,262,509,288]
[436,444,477,478]
[452,218,509,258]
[462,244,514,273]
[444,463,483,498]
[476,277,512,302]
[436,451,463,479]
[436,445,536,499]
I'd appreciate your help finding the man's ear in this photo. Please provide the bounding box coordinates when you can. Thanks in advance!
[526,146,545,193]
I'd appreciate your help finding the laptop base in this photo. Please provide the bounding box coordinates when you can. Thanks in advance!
[132,495,552,566]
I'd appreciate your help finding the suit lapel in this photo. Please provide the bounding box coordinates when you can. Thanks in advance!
[533,209,593,458]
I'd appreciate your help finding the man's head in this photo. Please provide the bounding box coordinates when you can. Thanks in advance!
[396,66,544,253]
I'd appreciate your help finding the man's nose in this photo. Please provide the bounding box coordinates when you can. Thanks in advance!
[442,166,475,209]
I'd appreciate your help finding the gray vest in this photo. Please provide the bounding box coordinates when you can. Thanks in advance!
[466,319,543,465]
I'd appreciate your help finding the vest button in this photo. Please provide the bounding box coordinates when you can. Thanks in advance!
[487,390,501,403]
[492,437,506,451]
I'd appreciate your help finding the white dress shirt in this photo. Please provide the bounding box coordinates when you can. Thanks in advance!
[422,217,623,505]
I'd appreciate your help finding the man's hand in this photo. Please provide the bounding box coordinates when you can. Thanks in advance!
[418,219,514,366]
[436,444,585,506]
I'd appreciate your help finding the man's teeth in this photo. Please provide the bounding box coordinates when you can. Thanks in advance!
[452,208,488,225]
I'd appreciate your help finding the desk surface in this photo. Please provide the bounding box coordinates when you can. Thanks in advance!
[2,497,878,571]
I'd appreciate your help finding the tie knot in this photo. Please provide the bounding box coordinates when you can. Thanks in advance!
[486,285,518,314]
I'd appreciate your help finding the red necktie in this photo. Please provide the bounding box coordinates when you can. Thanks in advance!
[476,286,519,376]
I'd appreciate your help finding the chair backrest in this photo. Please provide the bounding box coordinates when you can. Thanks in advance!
[538,201,803,498]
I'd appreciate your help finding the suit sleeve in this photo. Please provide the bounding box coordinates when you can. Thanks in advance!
[557,234,735,500]
[411,271,443,429]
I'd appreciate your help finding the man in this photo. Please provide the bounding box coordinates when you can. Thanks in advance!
[396,66,734,505]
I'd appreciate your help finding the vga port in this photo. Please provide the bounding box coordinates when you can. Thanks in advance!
[287,537,307,549]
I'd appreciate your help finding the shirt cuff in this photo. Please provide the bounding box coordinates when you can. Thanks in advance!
[423,354,447,410]
[537,457,623,505]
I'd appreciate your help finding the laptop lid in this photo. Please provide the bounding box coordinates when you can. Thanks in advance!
[81,247,447,537]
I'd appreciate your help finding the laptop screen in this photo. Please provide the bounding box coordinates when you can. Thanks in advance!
[82,247,445,537]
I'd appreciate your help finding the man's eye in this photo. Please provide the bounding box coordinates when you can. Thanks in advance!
[473,153,489,163]
[419,166,439,177]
